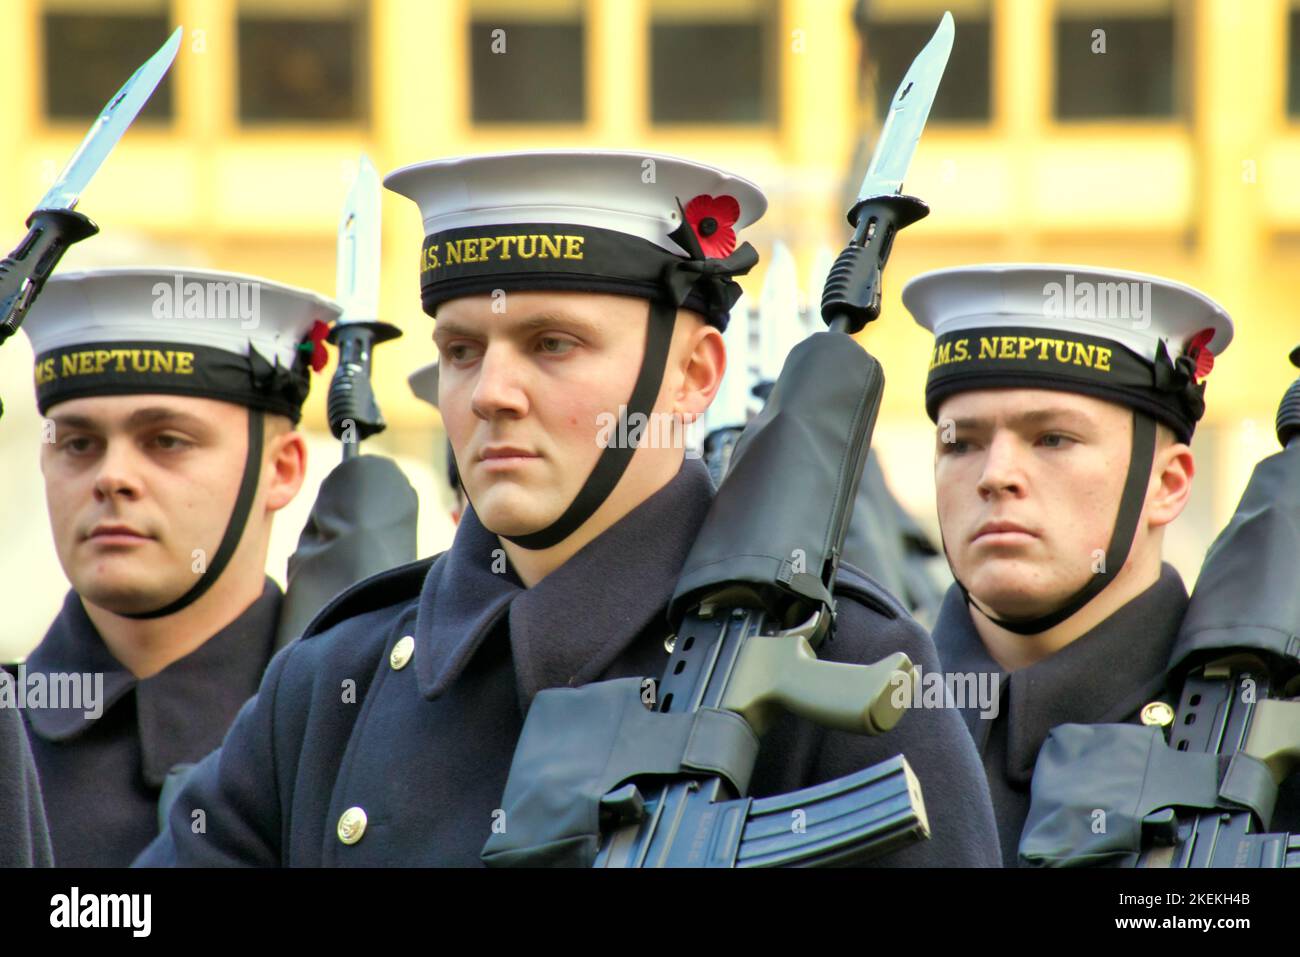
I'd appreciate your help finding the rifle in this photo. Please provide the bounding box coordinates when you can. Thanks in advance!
[1135,345,1300,867]
[273,155,416,648]
[483,13,956,868]
[1021,346,1300,867]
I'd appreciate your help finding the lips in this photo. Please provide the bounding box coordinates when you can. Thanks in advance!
[971,520,1037,543]
[479,446,538,461]
[86,524,151,541]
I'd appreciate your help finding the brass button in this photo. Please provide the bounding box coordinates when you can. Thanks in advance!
[390,635,415,670]
[337,806,367,845]
[1140,701,1175,727]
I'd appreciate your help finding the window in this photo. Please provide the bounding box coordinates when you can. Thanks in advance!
[1054,0,1183,120]
[43,0,173,123]
[649,0,777,125]
[862,0,991,124]
[237,0,368,124]
[470,0,586,124]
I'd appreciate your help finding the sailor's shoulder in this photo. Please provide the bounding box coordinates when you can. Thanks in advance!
[823,560,937,668]
[299,554,443,642]
[832,560,908,622]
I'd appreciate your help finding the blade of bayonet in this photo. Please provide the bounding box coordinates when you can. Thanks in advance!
[855,11,953,201]
[38,27,183,211]
[336,154,382,324]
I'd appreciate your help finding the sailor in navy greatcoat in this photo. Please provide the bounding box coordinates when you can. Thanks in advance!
[16,581,280,867]
[902,264,1248,864]
[15,267,337,866]
[139,149,1001,868]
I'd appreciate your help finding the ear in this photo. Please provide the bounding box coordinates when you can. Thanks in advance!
[1145,440,1194,531]
[262,426,307,513]
[668,313,726,426]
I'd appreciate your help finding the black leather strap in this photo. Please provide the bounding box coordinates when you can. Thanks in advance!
[954,411,1158,635]
[497,297,679,551]
[122,410,265,620]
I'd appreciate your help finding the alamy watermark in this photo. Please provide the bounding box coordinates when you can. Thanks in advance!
[0,666,103,720]
[151,275,261,330]
[1042,274,1151,329]
[595,405,701,458]
[50,887,150,937]
[889,665,1000,720]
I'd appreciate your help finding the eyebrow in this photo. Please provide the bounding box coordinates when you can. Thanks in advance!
[51,407,212,433]
[433,312,603,342]
[945,408,1098,431]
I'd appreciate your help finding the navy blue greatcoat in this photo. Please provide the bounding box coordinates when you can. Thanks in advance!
[0,703,51,866]
[138,459,1000,866]
[19,581,280,866]
[934,564,1300,865]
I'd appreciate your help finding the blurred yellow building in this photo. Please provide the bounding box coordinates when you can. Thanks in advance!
[1,0,1297,657]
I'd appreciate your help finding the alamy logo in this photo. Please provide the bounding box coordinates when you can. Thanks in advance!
[1042,275,1151,329]
[889,665,1000,719]
[50,887,151,937]
[0,666,103,720]
[152,275,261,329]
[594,405,701,458]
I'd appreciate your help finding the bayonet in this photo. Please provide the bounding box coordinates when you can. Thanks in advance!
[0,28,183,353]
[328,155,401,459]
[822,11,953,333]
[855,13,954,203]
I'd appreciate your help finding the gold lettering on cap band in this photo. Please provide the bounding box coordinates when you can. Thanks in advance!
[420,233,586,275]
[36,348,197,384]
[928,335,1112,373]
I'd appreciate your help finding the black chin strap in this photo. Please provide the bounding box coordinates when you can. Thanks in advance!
[947,411,1158,636]
[496,297,680,551]
[120,410,265,620]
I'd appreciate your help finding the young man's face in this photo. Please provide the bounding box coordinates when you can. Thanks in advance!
[933,388,1143,619]
[40,394,258,615]
[434,290,706,539]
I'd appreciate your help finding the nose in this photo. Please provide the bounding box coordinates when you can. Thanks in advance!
[92,439,144,503]
[976,430,1027,500]
[470,343,530,421]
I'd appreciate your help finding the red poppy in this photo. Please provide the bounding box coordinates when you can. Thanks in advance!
[1184,327,1215,382]
[684,194,740,259]
[304,319,332,373]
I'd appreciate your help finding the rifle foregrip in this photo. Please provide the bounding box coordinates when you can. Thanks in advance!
[721,634,915,736]
[0,209,99,346]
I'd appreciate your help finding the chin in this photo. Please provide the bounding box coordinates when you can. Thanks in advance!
[472,498,558,538]
[74,578,176,615]
[963,560,1067,621]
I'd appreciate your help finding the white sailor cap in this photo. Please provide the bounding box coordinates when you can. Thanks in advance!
[383,149,767,330]
[22,267,339,423]
[903,263,1234,442]
[408,361,439,409]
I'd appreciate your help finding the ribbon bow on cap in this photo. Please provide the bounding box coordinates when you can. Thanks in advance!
[249,346,310,411]
[661,197,758,318]
[1152,338,1207,423]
